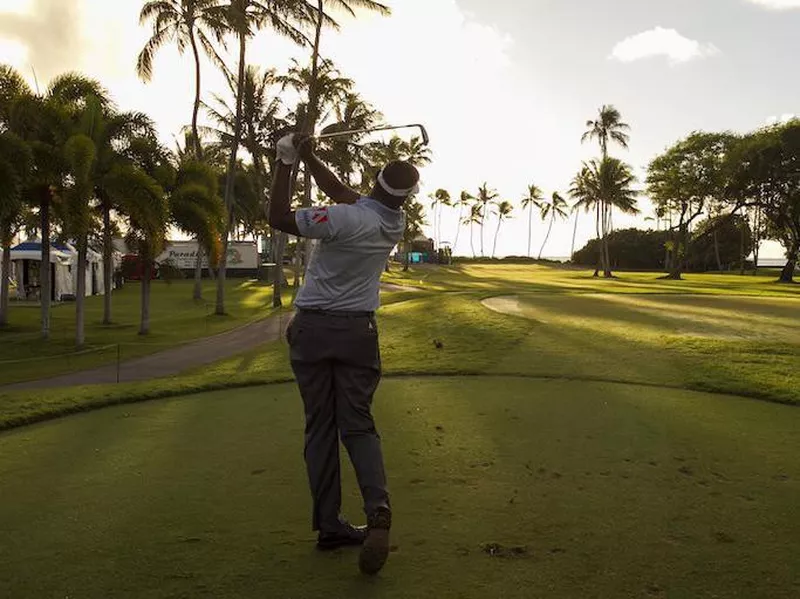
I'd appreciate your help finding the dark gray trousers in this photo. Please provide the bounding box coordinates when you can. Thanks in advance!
[287,310,390,533]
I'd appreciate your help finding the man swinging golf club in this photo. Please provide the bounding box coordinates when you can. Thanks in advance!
[268,132,420,575]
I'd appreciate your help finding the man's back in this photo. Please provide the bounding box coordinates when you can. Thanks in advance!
[294,198,405,313]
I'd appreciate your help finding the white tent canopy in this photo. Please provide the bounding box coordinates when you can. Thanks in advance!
[8,240,105,301]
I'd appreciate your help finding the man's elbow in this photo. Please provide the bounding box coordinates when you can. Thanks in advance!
[269,212,298,235]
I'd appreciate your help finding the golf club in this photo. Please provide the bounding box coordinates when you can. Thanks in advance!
[316,123,430,146]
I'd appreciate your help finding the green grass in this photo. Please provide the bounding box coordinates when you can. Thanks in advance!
[2,265,799,431]
[1,380,797,598]
[0,279,284,385]
[384,263,800,297]
[1,264,799,597]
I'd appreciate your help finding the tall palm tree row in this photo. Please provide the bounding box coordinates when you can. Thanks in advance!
[1,67,113,339]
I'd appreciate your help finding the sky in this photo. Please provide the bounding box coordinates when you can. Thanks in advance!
[1,0,798,259]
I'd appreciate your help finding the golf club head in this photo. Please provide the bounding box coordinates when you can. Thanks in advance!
[412,124,430,146]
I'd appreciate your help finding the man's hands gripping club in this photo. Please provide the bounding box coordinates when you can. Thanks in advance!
[267,134,360,236]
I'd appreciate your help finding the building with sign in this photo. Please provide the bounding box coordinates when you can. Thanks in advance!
[156,241,260,278]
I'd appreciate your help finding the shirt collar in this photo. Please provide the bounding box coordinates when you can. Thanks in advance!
[358,196,402,217]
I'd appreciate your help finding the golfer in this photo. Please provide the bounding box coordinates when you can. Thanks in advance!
[268,133,420,575]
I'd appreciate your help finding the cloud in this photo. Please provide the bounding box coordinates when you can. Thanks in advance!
[746,0,800,9]
[610,27,720,65]
[766,113,796,125]
[0,0,82,82]
[0,38,29,68]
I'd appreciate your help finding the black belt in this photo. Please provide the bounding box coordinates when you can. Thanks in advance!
[298,308,374,318]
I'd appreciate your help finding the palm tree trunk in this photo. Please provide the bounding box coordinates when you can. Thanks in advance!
[437,204,443,249]
[75,235,87,347]
[300,0,325,280]
[217,32,247,316]
[527,207,532,258]
[603,202,612,277]
[593,202,602,277]
[102,202,113,324]
[480,212,485,257]
[140,259,152,335]
[469,222,476,258]
[453,205,463,255]
[539,215,555,260]
[193,245,203,300]
[40,188,51,339]
[492,218,502,258]
[1,235,11,327]
[570,210,579,261]
[189,29,204,160]
[713,227,723,271]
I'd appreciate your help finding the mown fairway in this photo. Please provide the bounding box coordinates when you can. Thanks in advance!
[1,265,798,598]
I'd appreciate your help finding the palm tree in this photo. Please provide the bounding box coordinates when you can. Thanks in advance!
[569,201,580,261]
[429,189,451,247]
[581,104,630,160]
[570,158,638,277]
[170,159,225,296]
[580,105,633,276]
[91,109,160,324]
[137,0,228,160]
[463,203,482,259]
[521,184,544,258]
[61,114,98,347]
[492,200,513,259]
[402,199,426,272]
[204,64,287,303]
[453,191,472,256]
[318,92,383,185]
[537,192,568,260]
[110,166,170,335]
[0,132,32,327]
[473,183,499,257]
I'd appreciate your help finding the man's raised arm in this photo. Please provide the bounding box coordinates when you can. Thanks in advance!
[267,146,300,236]
[299,141,360,205]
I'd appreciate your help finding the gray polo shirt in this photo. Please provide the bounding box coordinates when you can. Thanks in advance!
[294,197,405,312]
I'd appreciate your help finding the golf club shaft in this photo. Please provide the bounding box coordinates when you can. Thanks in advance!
[316,123,429,146]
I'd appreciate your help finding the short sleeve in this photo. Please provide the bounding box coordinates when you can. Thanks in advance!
[295,204,359,240]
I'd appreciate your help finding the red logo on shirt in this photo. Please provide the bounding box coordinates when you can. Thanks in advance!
[312,208,329,224]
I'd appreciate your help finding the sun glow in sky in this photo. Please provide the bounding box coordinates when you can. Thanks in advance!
[0,0,796,258]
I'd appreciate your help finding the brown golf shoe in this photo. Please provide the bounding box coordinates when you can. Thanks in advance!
[359,507,392,575]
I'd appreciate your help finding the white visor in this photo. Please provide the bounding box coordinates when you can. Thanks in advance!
[377,169,420,197]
